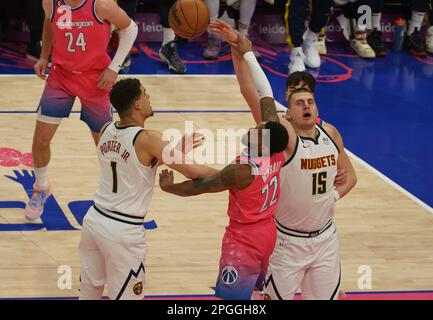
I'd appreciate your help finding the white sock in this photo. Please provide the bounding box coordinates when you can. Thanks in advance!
[162,27,175,46]
[34,166,48,188]
[239,0,257,27]
[291,46,303,57]
[408,11,425,35]
[372,12,382,31]
[238,24,249,36]
[205,0,220,21]
[304,29,319,41]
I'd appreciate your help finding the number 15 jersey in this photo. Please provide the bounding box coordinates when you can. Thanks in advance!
[275,124,339,232]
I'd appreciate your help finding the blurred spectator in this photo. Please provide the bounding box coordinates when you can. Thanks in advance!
[427,0,433,53]
[111,0,140,71]
[285,0,334,74]
[402,0,429,56]
[336,0,376,59]
[159,0,186,74]
[3,0,44,61]
[203,0,261,60]
[366,0,387,57]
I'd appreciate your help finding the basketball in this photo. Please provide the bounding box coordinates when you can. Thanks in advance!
[168,0,210,39]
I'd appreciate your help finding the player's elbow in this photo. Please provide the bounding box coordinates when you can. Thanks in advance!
[183,167,200,180]
[349,171,357,189]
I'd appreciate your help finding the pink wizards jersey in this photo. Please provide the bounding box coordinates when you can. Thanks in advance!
[51,0,111,73]
[227,150,285,225]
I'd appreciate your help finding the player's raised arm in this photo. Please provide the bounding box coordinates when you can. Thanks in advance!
[235,34,297,162]
[324,124,357,200]
[210,20,262,124]
[159,163,255,197]
[137,130,218,180]
[95,0,138,89]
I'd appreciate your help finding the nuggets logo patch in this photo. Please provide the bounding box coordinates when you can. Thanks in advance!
[221,266,238,285]
[133,282,143,295]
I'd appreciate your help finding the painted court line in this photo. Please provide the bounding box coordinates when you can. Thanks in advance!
[2,102,431,214]
[273,101,433,215]
[346,150,433,215]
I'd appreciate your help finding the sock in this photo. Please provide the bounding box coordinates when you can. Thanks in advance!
[304,29,319,41]
[34,166,48,188]
[238,24,249,36]
[372,12,382,31]
[239,0,257,28]
[291,46,303,57]
[408,11,425,35]
[162,27,175,46]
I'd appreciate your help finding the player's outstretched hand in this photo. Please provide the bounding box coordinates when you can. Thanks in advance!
[236,34,253,57]
[97,68,118,90]
[334,168,347,187]
[34,58,49,80]
[209,19,239,46]
[176,132,205,155]
[159,169,174,191]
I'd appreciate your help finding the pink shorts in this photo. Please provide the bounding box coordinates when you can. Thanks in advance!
[37,65,112,132]
[215,218,277,300]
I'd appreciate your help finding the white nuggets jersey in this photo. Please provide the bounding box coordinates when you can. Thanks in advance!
[275,124,339,231]
[93,122,158,219]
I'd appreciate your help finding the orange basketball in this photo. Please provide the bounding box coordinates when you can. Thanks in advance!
[168,0,210,39]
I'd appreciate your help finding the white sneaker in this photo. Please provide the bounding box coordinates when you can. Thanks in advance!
[317,33,327,55]
[426,26,433,54]
[350,31,376,58]
[288,47,306,74]
[303,30,321,68]
[336,14,351,41]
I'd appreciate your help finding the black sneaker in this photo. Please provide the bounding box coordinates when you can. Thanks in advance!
[367,29,387,57]
[26,42,42,61]
[405,28,427,57]
[159,41,186,74]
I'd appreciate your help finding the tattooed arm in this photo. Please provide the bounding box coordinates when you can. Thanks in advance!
[159,164,255,197]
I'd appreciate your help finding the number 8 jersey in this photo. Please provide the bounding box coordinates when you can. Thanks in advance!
[51,0,110,73]
[275,124,339,232]
[93,122,158,219]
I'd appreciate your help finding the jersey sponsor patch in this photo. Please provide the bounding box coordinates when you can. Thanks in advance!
[221,266,239,285]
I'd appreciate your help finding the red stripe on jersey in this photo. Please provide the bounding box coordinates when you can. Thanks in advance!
[51,0,110,73]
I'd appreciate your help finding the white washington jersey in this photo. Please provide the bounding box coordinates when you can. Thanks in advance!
[93,122,158,219]
[275,124,339,232]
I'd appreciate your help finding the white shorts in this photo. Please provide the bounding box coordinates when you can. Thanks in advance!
[265,219,341,300]
[79,206,146,300]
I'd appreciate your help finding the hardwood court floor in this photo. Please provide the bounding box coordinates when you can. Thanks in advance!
[0,75,432,298]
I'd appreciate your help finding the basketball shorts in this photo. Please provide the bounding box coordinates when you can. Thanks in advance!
[37,65,112,132]
[265,219,341,300]
[215,219,277,300]
[79,206,146,300]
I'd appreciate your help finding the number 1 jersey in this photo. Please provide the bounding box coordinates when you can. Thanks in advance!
[276,124,339,231]
[51,0,110,73]
[94,122,158,219]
